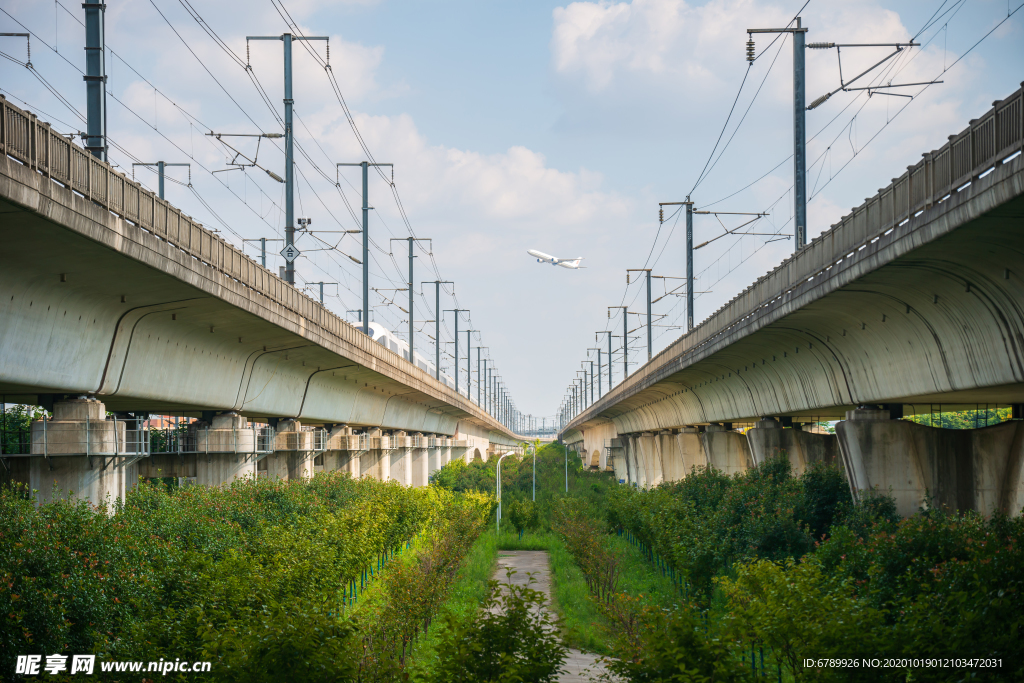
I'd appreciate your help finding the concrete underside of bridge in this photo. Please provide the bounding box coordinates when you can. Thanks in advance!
[0,146,521,503]
[564,154,1024,518]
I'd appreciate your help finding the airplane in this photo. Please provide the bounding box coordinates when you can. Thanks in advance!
[527,249,584,269]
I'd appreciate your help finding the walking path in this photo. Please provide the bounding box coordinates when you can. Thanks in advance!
[494,550,609,683]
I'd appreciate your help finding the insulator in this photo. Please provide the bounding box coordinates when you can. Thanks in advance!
[807,42,836,49]
[746,38,756,62]
[659,207,664,223]
[807,93,831,110]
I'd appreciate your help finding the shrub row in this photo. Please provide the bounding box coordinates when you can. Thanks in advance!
[0,474,484,681]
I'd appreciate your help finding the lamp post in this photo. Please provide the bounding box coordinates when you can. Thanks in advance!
[496,451,512,535]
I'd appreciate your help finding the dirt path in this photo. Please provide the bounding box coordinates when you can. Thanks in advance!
[494,550,609,683]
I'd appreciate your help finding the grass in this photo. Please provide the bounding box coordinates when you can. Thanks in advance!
[608,532,683,607]
[488,528,685,656]
[406,531,498,679]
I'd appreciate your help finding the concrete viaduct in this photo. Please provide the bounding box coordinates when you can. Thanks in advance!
[0,95,524,506]
[562,84,1024,518]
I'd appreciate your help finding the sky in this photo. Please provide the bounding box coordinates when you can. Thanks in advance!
[1,0,1021,421]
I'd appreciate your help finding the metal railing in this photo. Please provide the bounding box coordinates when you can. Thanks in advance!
[148,424,276,456]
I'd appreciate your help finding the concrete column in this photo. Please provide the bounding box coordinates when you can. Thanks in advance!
[658,430,686,482]
[23,398,131,506]
[265,419,313,480]
[411,433,429,487]
[190,412,256,486]
[746,418,839,475]
[318,424,345,474]
[702,424,752,476]
[672,427,707,479]
[388,432,410,485]
[637,432,662,488]
[837,408,1024,518]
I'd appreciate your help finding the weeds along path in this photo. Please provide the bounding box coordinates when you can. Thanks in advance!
[494,551,610,683]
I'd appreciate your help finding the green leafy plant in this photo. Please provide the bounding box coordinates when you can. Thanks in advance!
[431,568,567,683]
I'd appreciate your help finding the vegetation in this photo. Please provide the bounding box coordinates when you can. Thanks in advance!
[430,567,566,683]
[904,406,1012,429]
[604,454,1024,681]
[0,473,491,681]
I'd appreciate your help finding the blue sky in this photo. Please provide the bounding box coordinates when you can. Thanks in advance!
[2,0,1022,419]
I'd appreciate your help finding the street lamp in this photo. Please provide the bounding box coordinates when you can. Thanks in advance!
[496,451,513,535]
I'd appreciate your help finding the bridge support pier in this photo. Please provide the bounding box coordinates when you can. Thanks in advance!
[702,424,753,476]
[837,408,1024,518]
[619,434,656,488]
[16,398,132,506]
[388,432,410,485]
[658,428,708,481]
[411,433,429,487]
[746,418,839,475]
[260,419,312,480]
[191,412,256,486]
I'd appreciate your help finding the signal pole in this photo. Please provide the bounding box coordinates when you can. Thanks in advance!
[247,33,328,286]
[746,19,808,249]
[464,330,476,400]
[424,281,453,380]
[83,0,107,161]
[338,162,392,330]
[443,309,468,393]
[589,348,602,398]
[608,306,628,379]
[391,238,430,361]
[627,269,653,361]
[597,331,613,389]
[476,347,488,405]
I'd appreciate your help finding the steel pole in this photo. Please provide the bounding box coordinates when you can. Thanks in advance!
[408,239,414,361]
[157,161,165,199]
[646,271,652,361]
[686,200,694,330]
[361,161,369,329]
[476,348,482,405]
[284,34,295,286]
[436,284,441,378]
[597,349,603,397]
[83,0,107,161]
[623,310,628,378]
[607,331,613,388]
[794,17,807,250]
[591,360,596,403]
[465,330,472,399]
[261,237,266,268]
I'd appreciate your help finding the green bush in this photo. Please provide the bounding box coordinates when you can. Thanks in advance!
[431,568,567,683]
[0,473,490,680]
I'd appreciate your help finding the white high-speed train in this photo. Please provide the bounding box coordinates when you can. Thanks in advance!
[366,322,456,389]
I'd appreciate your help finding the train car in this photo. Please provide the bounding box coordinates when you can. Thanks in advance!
[365,322,456,389]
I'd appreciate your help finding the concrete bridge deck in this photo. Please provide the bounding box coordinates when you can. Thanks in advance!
[562,84,1024,518]
[0,95,525,503]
